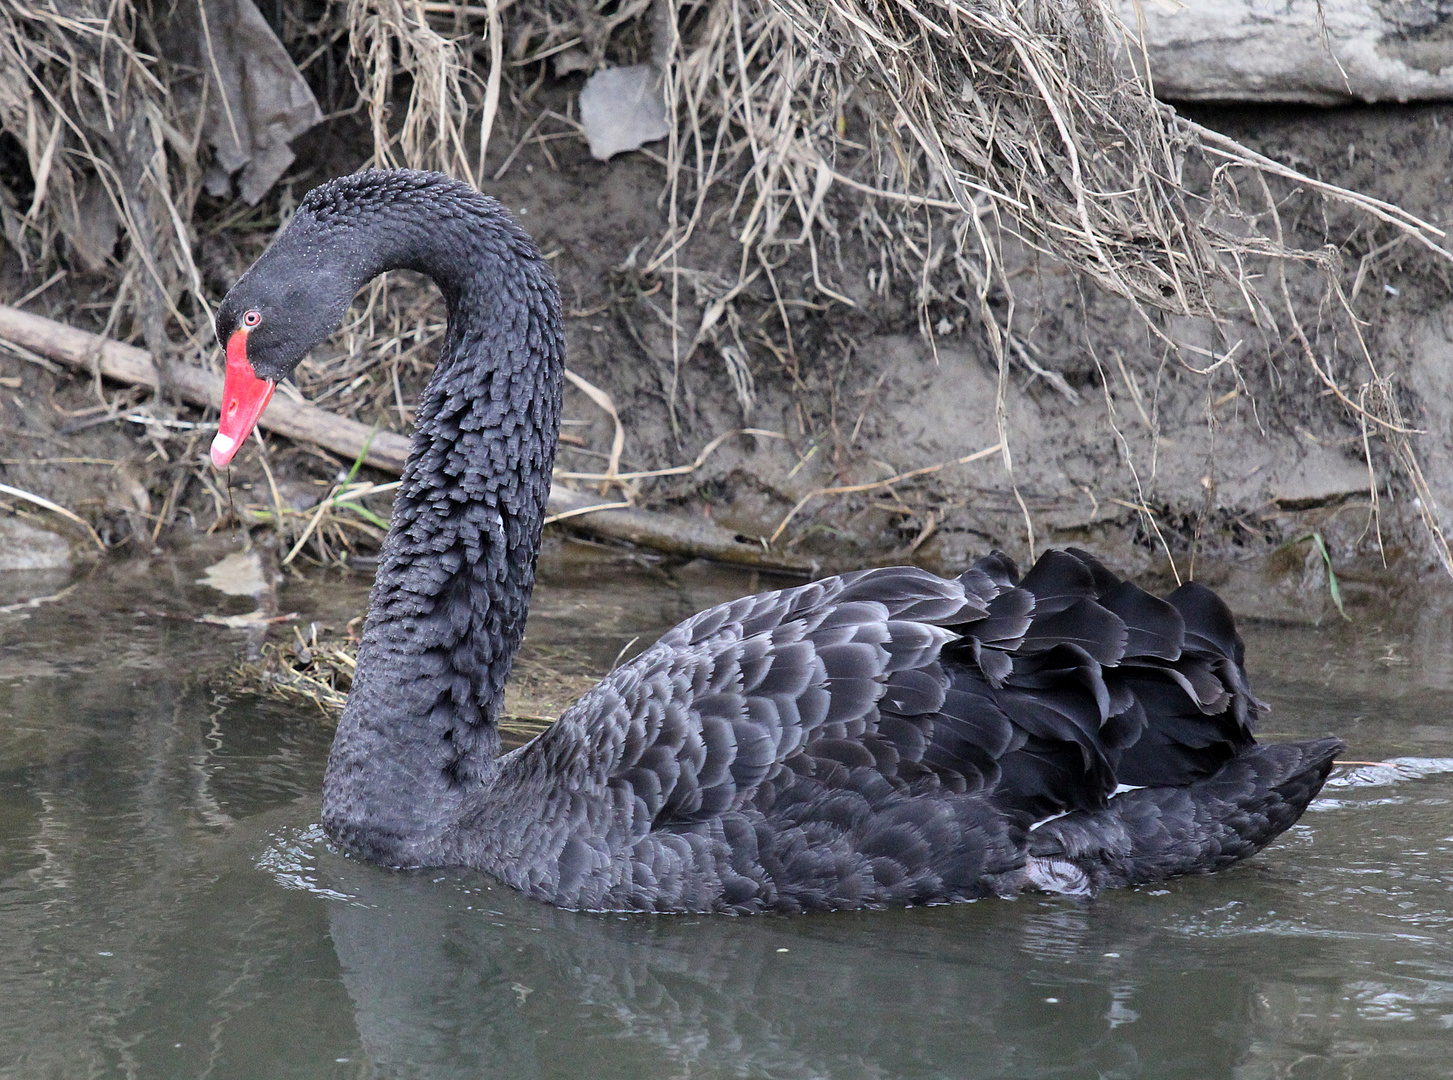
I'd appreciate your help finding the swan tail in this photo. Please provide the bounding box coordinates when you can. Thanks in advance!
[1021,736,1343,895]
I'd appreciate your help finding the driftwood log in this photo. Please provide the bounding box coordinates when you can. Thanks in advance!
[0,305,815,575]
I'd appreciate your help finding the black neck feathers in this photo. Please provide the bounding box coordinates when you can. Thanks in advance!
[314,171,564,865]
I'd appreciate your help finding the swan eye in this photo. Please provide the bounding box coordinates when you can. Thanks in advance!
[242,309,262,328]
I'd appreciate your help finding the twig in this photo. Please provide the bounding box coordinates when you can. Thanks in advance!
[769,443,1002,544]
[563,368,625,488]
[0,482,106,550]
[0,304,413,472]
[542,500,633,524]
[12,268,67,308]
[554,427,786,483]
[0,580,81,616]
[547,486,815,574]
[0,305,812,573]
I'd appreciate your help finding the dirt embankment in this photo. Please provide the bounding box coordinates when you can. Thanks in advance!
[2,45,1451,622]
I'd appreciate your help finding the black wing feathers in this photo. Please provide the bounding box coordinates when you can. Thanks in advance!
[1018,600,1127,664]
[1167,581,1243,662]
[612,547,1266,867]
[525,543,1336,911]
[935,548,1262,819]
[1015,549,1100,614]
[1100,580,1184,661]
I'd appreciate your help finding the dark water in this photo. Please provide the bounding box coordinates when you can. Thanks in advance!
[2,544,1452,1079]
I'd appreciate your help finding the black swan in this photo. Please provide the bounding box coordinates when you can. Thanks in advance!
[209,169,1341,913]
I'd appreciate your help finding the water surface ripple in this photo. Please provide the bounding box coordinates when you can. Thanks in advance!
[1,546,1450,1079]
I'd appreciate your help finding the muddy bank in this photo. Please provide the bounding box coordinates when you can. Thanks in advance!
[3,95,1453,600]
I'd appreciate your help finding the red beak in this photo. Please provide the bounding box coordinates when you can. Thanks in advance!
[210,328,276,469]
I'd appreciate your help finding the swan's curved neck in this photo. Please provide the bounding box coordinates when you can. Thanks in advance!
[320,189,564,866]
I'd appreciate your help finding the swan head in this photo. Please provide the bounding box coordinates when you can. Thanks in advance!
[209,206,362,468]
[208,168,540,469]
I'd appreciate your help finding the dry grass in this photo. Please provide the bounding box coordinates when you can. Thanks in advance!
[346,0,496,183]
[370,0,1453,568]
[0,0,208,361]
[644,0,1452,566]
[238,618,576,745]
[4,0,1453,571]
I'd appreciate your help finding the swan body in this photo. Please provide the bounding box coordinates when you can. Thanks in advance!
[213,170,1340,913]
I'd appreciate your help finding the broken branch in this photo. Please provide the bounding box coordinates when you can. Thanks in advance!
[0,304,815,575]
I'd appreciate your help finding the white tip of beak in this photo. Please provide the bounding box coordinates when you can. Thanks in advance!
[210,431,238,469]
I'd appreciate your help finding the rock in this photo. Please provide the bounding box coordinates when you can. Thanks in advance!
[1118,0,1453,104]
[1270,446,1372,509]
[578,65,670,160]
[0,515,73,572]
[1403,312,1453,559]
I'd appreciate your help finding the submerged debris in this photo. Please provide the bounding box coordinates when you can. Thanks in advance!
[235,620,583,747]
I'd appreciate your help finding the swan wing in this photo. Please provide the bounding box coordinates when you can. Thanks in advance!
[499,551,1268,909]
[540,568,977,823]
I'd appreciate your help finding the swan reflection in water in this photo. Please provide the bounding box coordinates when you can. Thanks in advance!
[307,834,1322,1080]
